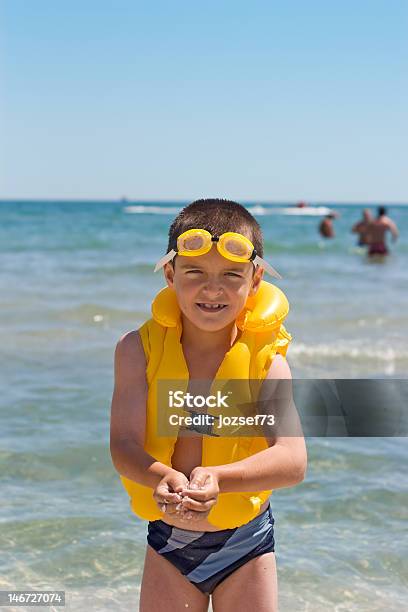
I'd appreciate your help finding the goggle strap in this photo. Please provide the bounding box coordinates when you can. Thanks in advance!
[154,249,177,272]
[253,255,282,279]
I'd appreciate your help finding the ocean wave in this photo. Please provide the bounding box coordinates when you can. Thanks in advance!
[1,305,150,338]
[55,304,149,324]
[291,342,408,362]
[72,262,155,277]
[123,203,333,217]
[248,205,333,216]
[124,205,181,215]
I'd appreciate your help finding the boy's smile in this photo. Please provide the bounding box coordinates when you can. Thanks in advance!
[196,303,228,313]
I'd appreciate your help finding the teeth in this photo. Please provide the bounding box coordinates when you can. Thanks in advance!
[199,303,224,309]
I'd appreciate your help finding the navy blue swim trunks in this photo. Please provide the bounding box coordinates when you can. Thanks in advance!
[147,503,275,594]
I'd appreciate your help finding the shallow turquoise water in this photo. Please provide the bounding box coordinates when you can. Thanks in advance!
[1,200,407,610]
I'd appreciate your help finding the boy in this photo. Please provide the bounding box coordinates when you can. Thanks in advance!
[110,199,307,611]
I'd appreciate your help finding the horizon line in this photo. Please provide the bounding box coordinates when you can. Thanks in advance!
[1,198,408,206]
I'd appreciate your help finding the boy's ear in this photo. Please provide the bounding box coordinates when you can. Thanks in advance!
[249,266,263,296]
[163,262,175,288]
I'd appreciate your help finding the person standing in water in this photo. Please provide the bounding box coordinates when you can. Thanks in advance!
[319,213,336,238]
[366,206,398,256]
[351,209,374,246]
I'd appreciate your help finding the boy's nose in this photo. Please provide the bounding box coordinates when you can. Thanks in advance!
[201,279,224,297]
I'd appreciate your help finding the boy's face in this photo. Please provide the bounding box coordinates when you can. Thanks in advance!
[164,244,263,332]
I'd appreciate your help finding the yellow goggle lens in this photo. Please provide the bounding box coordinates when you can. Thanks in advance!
[177,229,212,256]
[218,232,254,262]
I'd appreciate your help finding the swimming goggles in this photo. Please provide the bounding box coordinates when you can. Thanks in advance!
[154,229,282,279]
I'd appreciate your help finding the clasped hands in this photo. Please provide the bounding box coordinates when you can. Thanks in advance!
[153,466,219,522]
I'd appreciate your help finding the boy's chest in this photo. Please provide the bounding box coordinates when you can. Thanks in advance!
[183,348,227,381]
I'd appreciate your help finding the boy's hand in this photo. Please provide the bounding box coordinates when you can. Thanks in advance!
[153,470,189,515]
[178,467,220,522]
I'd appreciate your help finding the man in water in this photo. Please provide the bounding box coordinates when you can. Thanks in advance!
[319,213,336,238]
[366,206,398,256]
[351,209,373,246]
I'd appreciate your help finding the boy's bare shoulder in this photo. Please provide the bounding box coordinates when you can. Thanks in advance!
[265,353,292,380]
[114,330,146,381]
[117,329,142,349]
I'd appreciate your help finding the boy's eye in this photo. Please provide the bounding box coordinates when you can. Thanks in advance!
[184,270,242,278]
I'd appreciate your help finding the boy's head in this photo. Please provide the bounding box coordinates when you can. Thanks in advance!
[162,199,265,332]
[166,199,264,259]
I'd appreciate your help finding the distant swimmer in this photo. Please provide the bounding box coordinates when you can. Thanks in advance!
[319,213,336,238]
[351,209,373,246]
[366,206,399,256]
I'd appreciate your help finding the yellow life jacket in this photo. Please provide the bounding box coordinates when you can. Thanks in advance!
[120,280,292,529]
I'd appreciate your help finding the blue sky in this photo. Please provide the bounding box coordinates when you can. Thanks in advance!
[1,1,407,202]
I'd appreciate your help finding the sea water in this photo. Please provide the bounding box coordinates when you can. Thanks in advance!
[1,200,407,610]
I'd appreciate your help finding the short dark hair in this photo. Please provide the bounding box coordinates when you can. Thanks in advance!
[166,199,264,259]
[378,206,386,217]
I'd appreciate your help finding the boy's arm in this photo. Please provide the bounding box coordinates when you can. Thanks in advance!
[201,355,307,493]
[110,330,175,489]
